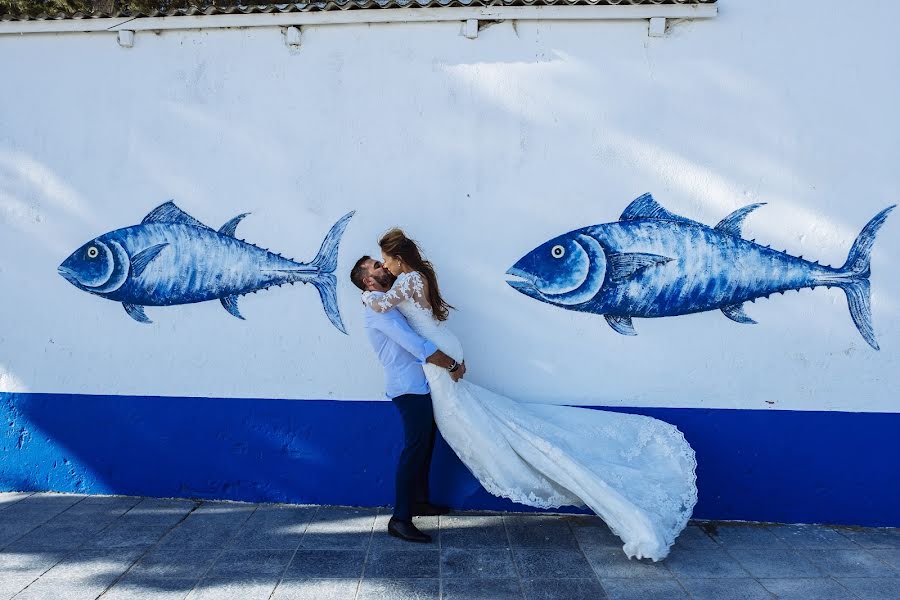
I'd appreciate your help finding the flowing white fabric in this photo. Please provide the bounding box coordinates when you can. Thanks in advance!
[364,271,698,560]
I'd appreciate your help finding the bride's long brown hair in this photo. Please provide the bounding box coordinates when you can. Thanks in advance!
[379,228,453,321]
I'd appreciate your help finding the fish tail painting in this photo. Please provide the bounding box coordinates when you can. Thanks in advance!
[507,194,894,350]
[58,202,356,334]
[820,205,895,350]
[299,211,354,334]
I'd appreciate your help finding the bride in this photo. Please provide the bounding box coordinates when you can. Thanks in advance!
[362,228,698,561]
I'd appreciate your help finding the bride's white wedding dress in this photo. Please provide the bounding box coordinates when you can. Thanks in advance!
[364,271,698,560]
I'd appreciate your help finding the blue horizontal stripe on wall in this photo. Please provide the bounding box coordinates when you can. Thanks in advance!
[2,392,898,527]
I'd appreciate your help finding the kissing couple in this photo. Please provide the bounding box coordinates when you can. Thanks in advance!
[350,229,698,561]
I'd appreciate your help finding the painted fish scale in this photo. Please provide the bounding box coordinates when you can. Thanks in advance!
[104,224,307,306]
[586,221,828,317]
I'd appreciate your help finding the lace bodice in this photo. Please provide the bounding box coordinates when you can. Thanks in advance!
[364,271,463,361]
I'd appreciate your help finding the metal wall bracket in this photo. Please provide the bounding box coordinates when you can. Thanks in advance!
[285,25,301,47]
[463,18,478,39]
[648,17,666,37]
[117,30,134,48]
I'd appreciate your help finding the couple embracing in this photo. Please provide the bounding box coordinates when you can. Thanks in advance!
[350,229,698,561]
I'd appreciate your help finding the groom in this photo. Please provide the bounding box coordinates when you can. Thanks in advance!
[350,256,465,543]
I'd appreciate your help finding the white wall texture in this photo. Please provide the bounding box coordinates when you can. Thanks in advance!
[0,0,898,412]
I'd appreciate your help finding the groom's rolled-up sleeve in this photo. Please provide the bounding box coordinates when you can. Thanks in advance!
[366,310,438,364]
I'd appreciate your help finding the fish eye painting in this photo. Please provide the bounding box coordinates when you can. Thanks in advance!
[507,193,894,350]
[58,202,355,334]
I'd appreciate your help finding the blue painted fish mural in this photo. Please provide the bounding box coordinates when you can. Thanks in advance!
[506,194,894,350]
[58,202,355,333]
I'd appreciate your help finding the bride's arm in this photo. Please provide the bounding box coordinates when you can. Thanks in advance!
[362,272,420,313]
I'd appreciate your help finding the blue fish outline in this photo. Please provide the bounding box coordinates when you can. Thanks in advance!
[507,194,895,350]
[58,201,355,334]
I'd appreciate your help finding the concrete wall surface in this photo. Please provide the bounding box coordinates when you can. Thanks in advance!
[1,0,898,524]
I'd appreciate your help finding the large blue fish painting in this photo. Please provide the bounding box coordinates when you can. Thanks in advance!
[506,194,894,350]
[58,202,355,333]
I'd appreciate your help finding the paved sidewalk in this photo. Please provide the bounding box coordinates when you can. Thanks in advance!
[0,492,898,599]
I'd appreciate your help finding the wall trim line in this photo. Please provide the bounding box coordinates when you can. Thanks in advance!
[0,5,718,36]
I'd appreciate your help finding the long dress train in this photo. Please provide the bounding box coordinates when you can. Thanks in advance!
[365,271,697,560]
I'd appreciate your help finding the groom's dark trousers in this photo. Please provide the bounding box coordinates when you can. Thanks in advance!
[391,392,437,521]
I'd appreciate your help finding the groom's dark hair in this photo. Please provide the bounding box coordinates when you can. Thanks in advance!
[350,255,372,291]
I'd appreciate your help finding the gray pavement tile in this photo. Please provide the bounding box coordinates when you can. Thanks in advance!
[298,530,373,550]
[562,514,607,528]
[521,578,608,600]
[0,522,41,545]
[357,578,439,600]
[678,578,774,600]
[870,548,900,571]
[228,523,306,550]
[571,523,624,550]
[664,548,749,578]
[583,546,671,578]
[187,576,278,600]
[12,493,85,513]
[439,515,508,548]
[512,548,595,579]
[600,577,689,600]
[40,547,144,584]
[86,523,171,549]
[123,499,199,526]
[10,577,110,600]
[282,549,366,579]
[671,524,720,550]
[799,548,898,577]
[725,548,824,578]
[64,496,142,518]
[229,506,315,550]
[442,578,524,600]
[3,524,102,551]
[441,547,517,579]
[156,521,243,550]
[0,549,68,575]
[706,524,788,548]
[129,547,219,579]
[0,492,33,510]
[299,507,376,550]
[365,549,440,578]
[839,528,900,549]
[308,507,378,532]
[101,576,197,600]
[759,578,860,600]
[769,525,856,549]
[503,514,567,527]
[206,549,294,578]
[836,577,900,600]
[270,578,360,600]
[506,521,579,550]
[0,574,39,600]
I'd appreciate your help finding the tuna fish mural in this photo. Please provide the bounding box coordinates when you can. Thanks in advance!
[506,194,894,350]
[58,202,355,334]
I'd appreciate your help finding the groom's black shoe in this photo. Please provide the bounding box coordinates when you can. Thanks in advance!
[413,502,450,517]
[388,517,432,543]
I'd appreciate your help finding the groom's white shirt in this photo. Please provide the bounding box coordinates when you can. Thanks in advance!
[363,293,437,400]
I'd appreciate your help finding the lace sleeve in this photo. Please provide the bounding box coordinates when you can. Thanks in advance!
[363,272,430,313]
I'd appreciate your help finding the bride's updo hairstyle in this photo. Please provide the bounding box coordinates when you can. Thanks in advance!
[379,228,453,322]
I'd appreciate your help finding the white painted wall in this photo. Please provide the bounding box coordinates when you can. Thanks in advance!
[1,0,898,412]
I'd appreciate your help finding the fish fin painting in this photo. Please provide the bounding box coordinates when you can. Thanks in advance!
[58,202,356,334]
[507,193,895,350]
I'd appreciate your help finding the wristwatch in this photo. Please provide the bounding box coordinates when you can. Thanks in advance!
[448,360,460,373]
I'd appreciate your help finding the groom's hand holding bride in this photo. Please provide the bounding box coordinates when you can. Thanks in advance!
[426,351,466,382]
